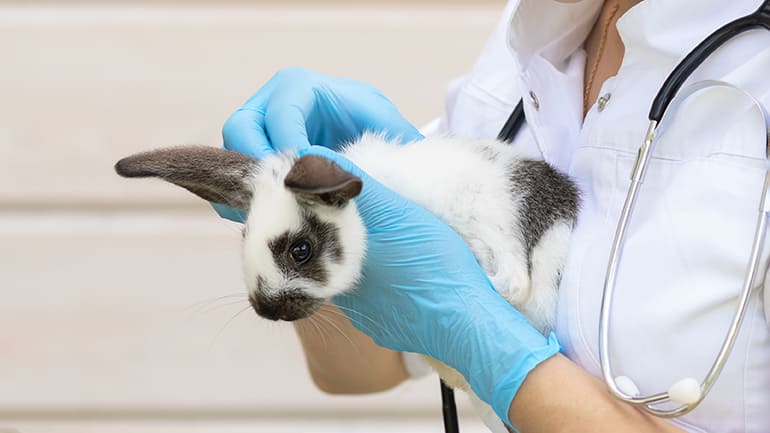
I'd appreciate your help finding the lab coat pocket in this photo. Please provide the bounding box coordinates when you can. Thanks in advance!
[633,83,770,334]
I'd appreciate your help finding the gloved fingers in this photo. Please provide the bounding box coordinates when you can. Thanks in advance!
[221,108,274,159]
[296,146,374,188]
[217,81,277,220]
[216,106,269,221]
[263,84,312,153]
[358,92,424,144]
[222,73,284,157]
[240,74,278,110]
[378,116,424,144]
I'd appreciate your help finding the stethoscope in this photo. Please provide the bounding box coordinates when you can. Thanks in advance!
[439,1,770,430]
[599,0,770,417]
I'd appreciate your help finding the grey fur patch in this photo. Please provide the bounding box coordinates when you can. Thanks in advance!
[510,159,580,270]
[115,145,258,210]
[266,210,344,286]
[284,155,362,207]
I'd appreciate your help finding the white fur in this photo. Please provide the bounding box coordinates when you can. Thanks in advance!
[242,154,366,300]
[242,155,301,296]
[311,202,367,299]
[342,134,533,311]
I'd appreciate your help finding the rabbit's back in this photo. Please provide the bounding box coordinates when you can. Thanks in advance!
[343,133,579,332]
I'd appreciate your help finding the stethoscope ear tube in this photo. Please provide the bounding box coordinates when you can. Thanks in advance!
[649,0,770,122]
[498,99,526,143]
[602,81,770,417]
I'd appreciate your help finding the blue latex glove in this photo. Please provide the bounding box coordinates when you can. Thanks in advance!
[297,146,561,426]
[216,67,423,222]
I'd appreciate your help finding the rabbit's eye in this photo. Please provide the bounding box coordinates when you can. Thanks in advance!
[289,240,312,264]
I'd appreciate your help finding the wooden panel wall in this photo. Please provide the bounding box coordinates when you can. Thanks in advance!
[0,3,501,431]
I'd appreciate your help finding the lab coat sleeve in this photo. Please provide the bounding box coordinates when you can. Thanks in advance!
[400,352,432,378]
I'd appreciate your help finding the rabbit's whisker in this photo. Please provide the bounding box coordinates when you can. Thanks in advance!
[208,304,252,350]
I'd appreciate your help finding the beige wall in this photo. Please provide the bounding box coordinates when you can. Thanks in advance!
[1,0,501,4]
[0,2,502,432]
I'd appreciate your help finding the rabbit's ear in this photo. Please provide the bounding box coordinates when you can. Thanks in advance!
[284,154,362,207]
[115,146,258,211]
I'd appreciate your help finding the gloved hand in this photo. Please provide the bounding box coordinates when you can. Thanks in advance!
[297,146,561,426]
[216,67,423,222]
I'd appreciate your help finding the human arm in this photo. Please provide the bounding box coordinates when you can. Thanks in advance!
[509,355,685,433]
[293,303,409,394]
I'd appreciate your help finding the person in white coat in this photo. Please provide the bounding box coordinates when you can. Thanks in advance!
[219,1,770,432]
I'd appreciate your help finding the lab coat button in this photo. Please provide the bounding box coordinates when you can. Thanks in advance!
[598,93,611,111]
[528,90,540,110]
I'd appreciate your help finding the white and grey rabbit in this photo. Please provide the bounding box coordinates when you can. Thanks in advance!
[115,133,579,429]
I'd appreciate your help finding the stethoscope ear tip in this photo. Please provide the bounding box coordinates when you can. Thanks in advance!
[668,377,702,405]
[614,375,702,407]
[615,375,641,397]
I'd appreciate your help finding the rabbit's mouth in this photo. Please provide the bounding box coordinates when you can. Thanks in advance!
[249,289,323,321]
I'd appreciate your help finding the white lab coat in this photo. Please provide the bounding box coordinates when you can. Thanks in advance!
[417,0,770,431]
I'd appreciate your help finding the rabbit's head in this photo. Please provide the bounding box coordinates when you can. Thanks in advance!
[115,146,366,321]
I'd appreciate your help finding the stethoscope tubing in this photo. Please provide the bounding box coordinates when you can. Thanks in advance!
[601,81,770,417]
[650,0,770,121]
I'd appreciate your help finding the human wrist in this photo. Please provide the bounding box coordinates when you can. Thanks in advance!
[489,332,560,423]
[450,295,560,424]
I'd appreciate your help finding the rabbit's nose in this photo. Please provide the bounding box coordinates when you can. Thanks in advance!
[249,295,285,321]
[249,291,319,321]
[247,295,269,318]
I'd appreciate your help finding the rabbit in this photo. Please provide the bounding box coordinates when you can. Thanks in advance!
[115,132,580,429]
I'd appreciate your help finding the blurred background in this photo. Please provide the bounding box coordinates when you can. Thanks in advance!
[0,1,501,432]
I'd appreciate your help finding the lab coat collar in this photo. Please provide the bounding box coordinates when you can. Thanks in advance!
[617,0,765,66]
[500,0,766,173]
[505,0,765,77]
[507,0,602,73]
